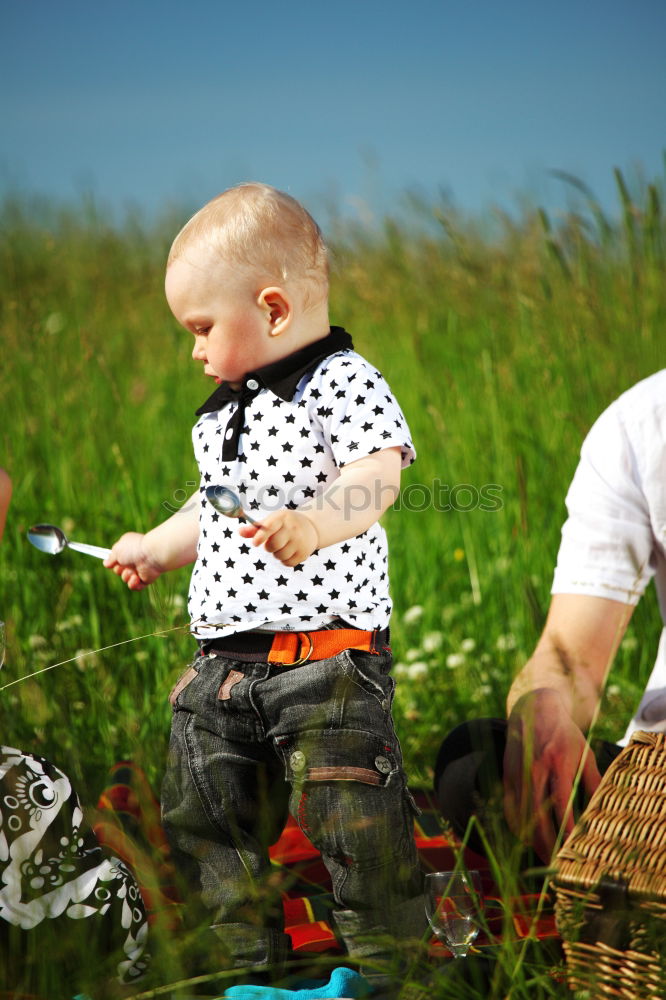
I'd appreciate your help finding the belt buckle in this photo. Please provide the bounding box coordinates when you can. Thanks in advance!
[292,631,314,666]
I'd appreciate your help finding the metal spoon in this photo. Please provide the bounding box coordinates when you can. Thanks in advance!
[205,485,262,526]
[27,523,111,560]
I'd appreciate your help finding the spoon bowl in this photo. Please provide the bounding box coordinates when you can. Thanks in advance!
[27,523,111,560]
[205,486,262,526]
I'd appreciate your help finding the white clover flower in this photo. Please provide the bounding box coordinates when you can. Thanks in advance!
[406,647,424,662]
[74,648,99,670]
[621,636,638,652]
[461,637,476,653]
[403,605,424,625]
[472,683,493,701]
[135,650,149,663]
[406,661,429,680]
[607,684,622,698]
[28,634,48,649]
[393,663,409,677]
[44,312,65,335]
[495,634,516,652]
[495,556,511,573]
[422,631,443,652]
[446,653,465,669]
[56,614,84,632]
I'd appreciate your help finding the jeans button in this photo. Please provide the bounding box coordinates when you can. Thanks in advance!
[374,755,391,774]
[290,750,306,773]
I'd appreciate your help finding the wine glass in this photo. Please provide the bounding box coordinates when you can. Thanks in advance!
[0,620,5,670]
[424,870,483,958]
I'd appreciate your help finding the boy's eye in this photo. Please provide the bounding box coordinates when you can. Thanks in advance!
[193,325,210,335]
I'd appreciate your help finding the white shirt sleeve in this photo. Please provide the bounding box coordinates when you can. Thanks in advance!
[552,398,657,605]
[310,354,416,470]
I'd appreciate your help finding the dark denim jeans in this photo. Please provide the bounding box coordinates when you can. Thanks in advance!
[161,645,426,973]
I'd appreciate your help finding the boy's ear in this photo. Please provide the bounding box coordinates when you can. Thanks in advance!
[257,287,291,337]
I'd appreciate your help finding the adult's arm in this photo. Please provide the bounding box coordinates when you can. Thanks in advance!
[504,592,634,862]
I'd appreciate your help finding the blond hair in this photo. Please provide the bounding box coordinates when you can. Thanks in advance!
[168,183,329,309]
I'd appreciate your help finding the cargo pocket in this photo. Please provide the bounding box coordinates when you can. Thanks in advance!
[278,728,399,787]
[276,729,416,905]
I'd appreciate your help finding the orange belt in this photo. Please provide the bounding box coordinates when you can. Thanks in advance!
[201,627,389,666]
[267,629,382,666]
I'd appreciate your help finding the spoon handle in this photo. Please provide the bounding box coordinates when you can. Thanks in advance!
[68,541,112,559]
[240,512,262,527]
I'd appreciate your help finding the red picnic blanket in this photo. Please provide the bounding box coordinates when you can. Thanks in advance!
[93,763,558,955]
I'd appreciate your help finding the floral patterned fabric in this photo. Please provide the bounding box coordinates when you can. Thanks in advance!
[0,745,149,988]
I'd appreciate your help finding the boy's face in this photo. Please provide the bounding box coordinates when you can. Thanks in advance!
[165,246,278,388]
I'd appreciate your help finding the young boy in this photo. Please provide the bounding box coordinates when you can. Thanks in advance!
[105,183,425,977]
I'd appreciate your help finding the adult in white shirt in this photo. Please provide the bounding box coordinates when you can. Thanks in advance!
[436,370,666,864]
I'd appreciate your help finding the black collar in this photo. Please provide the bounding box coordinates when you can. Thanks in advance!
[195,326,354,416]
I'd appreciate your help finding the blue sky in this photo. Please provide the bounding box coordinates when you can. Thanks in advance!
[2,0,664,227]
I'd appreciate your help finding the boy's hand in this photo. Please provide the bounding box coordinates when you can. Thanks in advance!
[104,532,165,590]
[239,511,319,567]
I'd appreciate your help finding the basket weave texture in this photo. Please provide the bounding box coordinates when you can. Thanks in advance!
[554,731,666,999]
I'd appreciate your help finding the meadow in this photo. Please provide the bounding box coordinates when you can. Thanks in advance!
[0,166,664,997]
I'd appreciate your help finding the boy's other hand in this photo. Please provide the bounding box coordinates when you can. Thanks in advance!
[104,532,164,590]
[239,511,319,567]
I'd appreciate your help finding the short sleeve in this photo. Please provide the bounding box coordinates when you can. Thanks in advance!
[551,400,657,605]
[308,354,416,469]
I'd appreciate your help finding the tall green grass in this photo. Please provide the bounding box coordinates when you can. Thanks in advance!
[0,167,664,996]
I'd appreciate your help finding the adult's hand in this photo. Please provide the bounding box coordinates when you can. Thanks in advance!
[503,593,634,862]
[503,688,601,862]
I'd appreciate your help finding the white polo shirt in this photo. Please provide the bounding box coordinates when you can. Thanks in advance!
[187,328,415,639]
[551,369,666,742]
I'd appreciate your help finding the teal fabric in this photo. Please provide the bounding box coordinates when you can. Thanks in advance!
[225,966,371,999]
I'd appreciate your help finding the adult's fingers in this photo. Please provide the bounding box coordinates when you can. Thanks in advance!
[504,739,572,862]
[526,758,560,863]
[579,744,602,800]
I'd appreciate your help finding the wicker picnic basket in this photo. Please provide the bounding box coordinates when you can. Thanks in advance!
[554,731,666,999]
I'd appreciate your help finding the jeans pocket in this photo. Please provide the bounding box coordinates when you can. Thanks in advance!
[340,648,395,709]
[168,660,200,707]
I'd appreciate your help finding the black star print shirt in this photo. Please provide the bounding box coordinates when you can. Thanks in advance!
[188,327,415,637]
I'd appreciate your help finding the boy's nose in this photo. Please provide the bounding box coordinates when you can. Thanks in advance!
[192,338,206,361]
